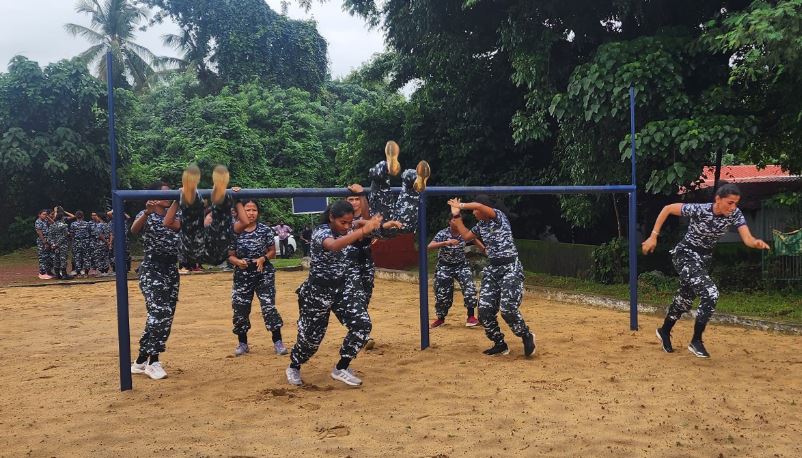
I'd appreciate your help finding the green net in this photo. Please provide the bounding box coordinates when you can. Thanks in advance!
[772,229,802,256]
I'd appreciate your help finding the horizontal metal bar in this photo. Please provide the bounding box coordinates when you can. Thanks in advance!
[114,185,636,201]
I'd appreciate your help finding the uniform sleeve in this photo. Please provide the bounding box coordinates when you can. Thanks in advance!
[264,225,275,247]
[680,203,703,218]
[312,226,332,250]
[135,211,147,233]
[732,209,747,228]
[433,229,448,243]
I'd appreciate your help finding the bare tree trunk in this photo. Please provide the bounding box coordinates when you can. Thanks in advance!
[612,194,622,238]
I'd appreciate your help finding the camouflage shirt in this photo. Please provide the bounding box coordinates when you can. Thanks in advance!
[433,228,467,265]
[470,209,517,259]
[69,220,93,240]
[344,215,373,262]
[309,224,347,282]
[680,203,746,250]
[232,223,275,260]
[35,219,49,244]
[136,210,180,257]
[47,220,69,247]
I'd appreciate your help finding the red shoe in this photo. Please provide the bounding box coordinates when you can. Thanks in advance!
[430,318,445,329]
[465,316,480,327]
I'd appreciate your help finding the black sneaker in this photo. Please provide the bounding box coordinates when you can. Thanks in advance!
[522,333,536,357]
[482,342,510,356]
[655,328,674,353]
[688,340,710,358]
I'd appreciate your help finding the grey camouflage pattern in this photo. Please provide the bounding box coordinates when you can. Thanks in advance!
[680,203,746,250]
[478,260,530,344]
[667,244,718,325]
[434,262,477,319]
[138,259,180,355]
[289,280,372,367]
[367,160,421,238]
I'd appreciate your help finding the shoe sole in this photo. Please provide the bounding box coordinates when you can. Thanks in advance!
[145,371,167,380]
[211,165,229,205]
[385,141,400,176]
[465,322,479,327]
[131,366,147,374]
[331,373,362,386]
[181,164,201,206]
[484,348,510,357]
[687,345,710,358]
[414,160,430,192]
[655,328,674,353]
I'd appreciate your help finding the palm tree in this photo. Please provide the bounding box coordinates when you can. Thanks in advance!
[65,0,163,90]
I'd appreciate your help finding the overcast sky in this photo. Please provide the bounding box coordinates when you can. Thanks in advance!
[0,0,386,78]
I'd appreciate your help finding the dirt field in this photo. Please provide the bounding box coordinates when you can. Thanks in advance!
[1,270,800,457]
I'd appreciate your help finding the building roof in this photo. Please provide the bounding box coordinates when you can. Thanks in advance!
[697,165,801,189]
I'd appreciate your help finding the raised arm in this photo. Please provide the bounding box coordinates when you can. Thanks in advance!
[322,215,383,252]
[641,203,683,254]
[163,201,181,231]
[131,204,154,235]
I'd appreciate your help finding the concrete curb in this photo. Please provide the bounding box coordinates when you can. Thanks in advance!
[371,268,802,335]
[2,265,304,289]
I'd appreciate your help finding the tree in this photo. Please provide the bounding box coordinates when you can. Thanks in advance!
[141,0,329,92]
[65,0,164,90]
[0,57,109,239]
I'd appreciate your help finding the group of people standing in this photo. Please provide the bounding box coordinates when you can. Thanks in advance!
[125,141,767,387]
[34,207,130,280]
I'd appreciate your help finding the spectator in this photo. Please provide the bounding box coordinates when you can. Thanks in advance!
[300,224,312,257]
[272,220,293,258]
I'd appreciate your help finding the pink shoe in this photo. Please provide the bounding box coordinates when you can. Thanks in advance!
[38,273,54,280]
[431,318,445,329]
[465,316,480,327]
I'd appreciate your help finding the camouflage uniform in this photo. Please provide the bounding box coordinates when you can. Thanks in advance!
[47,220,70,275]
[367,160,421,238]
[35,218,52,275]
[136,210,181,356]
[666,203,746,326]
[69,220,93,274]
[471,210,532,345]
[342,216,375,315]
[179,193,235,265]
[230,223,283,337]
[289,224,372,367]
[91,221,111,272]
[109,218,132,272]
[432,228,478,319]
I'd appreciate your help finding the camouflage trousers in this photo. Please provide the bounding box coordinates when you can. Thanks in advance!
[479,259,531,344]
[231,269,283,336]
[368,160,420,238]
[51,244,69,273]
[92,242,110,272]
[180,193,234,265]
[434,262,478,319]
[36,241,52,274]
[72,239,92,273]
[342,255,375,312]
[138,258,180,355]
[289,279,372,367]
[667,244,718,326]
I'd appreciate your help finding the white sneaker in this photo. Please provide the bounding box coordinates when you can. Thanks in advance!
[286,367,303,386]
[144,362,167,380]
[331,367,362,386]
[178,268,190,275]
[130,362,147,374]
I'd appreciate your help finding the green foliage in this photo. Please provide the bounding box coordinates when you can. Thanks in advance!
[591,237,629,284]
[141,0,328,92]
[65,0,163,90]
[0,57,109,234]
[0,216,37,253]
[515,239,595,278]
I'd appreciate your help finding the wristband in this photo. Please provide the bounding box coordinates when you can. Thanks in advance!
[460,203,465,209]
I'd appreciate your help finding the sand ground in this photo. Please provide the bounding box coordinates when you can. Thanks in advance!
[0,270,800,457]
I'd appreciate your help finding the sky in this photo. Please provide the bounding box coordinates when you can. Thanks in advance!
[0,0,386,78]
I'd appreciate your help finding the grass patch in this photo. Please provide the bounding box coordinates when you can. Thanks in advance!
[523,271,802,324]
[272,258,301,269]
[0,247,38,266]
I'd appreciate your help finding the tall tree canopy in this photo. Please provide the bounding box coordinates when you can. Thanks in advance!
[140,0,329,92]
[65,0,164,90]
